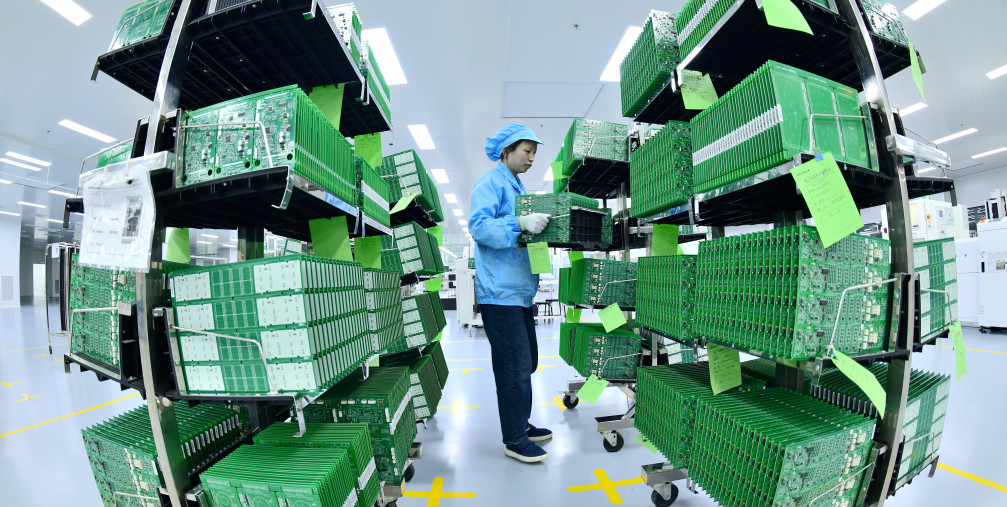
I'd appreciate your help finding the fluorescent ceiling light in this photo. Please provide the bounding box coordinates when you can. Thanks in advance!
[407,124,435,150]
[196,240,212,245]
[600,26,643,82]
[201,234,219,239]
[0,211,20,217]
[444,193,458,204]
[457,219,468,226]
[430,168,449,184]
[933,128,977,145]
[901,0,947,21]
[987,64,1007,80]
[46,218,63,224]
[452,208,463,217]
[48,189,77,198]
[915,166,936,174]
[0,178,10,184]
[222,244,236,248]
[0,157,43,171]
[5,151,52,167]
[361,28,407,85]
[58,119,115,143]
[39,0,92,26]
[18,201,47,209]
[898,102,927,117]
[439,246,459,258]
[971,147,1007,159]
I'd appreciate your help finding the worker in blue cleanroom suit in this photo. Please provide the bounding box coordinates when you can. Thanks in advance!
[469,123,553,463]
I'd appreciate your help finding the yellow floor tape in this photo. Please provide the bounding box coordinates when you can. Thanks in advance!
[0,392,140,439]
[934,344,1007,356]
[937,463,1007,493]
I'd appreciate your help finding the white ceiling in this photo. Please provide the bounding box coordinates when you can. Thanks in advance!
[1,0,1006,248]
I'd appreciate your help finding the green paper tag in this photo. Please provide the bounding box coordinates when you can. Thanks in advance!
[951,321,966,381]
[680,69,719,110]
[635,433,659,454]
[309,216,353,261]
[367,356,380,367]
[527,242,552,274]
[355,132,383,169]
[433,330,443,342]
[566,308,582,323]
[652,224,680,256]
[308,84,345,129]
[425,275,442,293]
[576,374,609,404]
[165,227,191,263]
[354,236,382,269]
[551,160,564,181]
[909,39,924,100]
[391,192,417,214]
[791,152,864,248]
[599,303,627,332]
[427,225,443,247]
[763,0,813,35]
[832,349,887,414]
[707,344,742,395]
[568,250,584,263]
[676,244,685,255]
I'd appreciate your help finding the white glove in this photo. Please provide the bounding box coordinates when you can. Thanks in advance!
[518,213,550,234]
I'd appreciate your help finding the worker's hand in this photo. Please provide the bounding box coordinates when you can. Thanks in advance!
[518,213,550,234]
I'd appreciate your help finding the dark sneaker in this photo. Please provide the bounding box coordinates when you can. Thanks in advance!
[504,437,549,463]
[527,424,553,442]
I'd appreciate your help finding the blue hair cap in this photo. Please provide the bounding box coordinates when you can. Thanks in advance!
[485,123,543,162]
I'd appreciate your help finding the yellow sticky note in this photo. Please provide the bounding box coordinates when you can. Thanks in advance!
[576,374,609,404]
[635,433,659,454]
[763,0,813,35]
[791,152,864,248]
[707,344,742,395]
[308,84,345,129]
[951,321,966,381]
[309,216,353,261]
[354,236,382,269]
[599,303,627,333]
[355,132,382,169]
[164,227,191,263]
[527,242,551,274]
[832,349,887,414]
[568,250,584,263]
[680,69,719,110]
[909,39,924,100]
[427,225,443,247]
[391,192,417,214]
[566,308,582,323]
[425,275,442,293]
[652,224,680,256]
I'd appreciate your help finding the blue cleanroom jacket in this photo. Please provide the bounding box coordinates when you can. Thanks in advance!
[470,163,539,307]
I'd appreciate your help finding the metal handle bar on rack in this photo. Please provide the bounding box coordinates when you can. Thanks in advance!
[826,277,900,356]
[595,352,643,379]
[807,113,869,154]
[170,324,278,395]
[809,460,877,506]
[113,491,159,507]
[592,279,638,306]
[44,242,80,352]
[899,127,951,178]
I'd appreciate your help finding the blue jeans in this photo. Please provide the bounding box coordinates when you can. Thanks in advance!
[481,304,538,445]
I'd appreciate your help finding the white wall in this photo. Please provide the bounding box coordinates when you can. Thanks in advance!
[0,218,20,306]
[953,166,1007,208]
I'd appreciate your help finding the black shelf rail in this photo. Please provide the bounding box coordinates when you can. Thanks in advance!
[389,198,439,228]
[564,157,630,199]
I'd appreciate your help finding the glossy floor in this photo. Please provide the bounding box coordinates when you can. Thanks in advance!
[0,303,1004,506]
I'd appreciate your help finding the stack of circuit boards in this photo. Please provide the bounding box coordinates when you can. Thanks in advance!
[691,60,874,193]
[380,354,443,419]
[914,238,958,342]
[361,41,392,123]
[810,363,950,491]
[691,388,876,507]
[515,192,612,248]
[356,156,391,227]
[630,122,693,217]
[304,367,417,482]
[620,10,680,117]
[561,119,629,176]
[635,363,765,468]
[379,234,403,275]
[422,341,450,389]
[364,269,403,354]
[552,147,570,193]
[69,253,136,369]
[82,404,243,507]
[695,226,892,360]
[637,255,697,343]
[179,85,357,207]
[379,150,445,222]
[327,3,363,65]
[562,258,637,308]
[560,323,641,379]
[860,0,911,45]
[384,292,445,355]
[96,142,133,168]
[676,0,834,59]
[640,327,705,364]
[393,222,445,276]
[169,255,371,396]
[253,422,380,507]
[108,0,173,51]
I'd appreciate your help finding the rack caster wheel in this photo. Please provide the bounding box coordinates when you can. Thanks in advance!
[651,485,679,506]
[403,463,415,482]
[980,327,989,334]
[602,431,624,452]
[562,394,579,409]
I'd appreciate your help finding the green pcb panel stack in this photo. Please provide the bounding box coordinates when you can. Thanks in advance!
[393,222,444,276]
[631,122,693,217]
[380,354,443,419]
[914,238,958,342]
[384,292,446,355]
[303,367,417,482]
[560,323,641,380]
[379,150,444,222]
[515,192,612,247]
[561,119,629,176]
[253,422,380,507]
[82,404,243,507]
[179,85,357,206]
[96,142,133,168]
[169,255,371,396]
[695,226,892,360]
[811,364,950,490]
[676,0,834,59]
[564,258,637,308]
[108,0,173,52]
[69,253,136,369]
[379,234,403,275]
[860,0,911,45]
[362,41,392,123]
[357,157,391,227]
[620,10,680,117]
[200,445,356,507]
[635,363,766,469]
[691,388,876,507]
[364,269,403,354]
[637,255,697,343]
[691,61,873,193]
[327,3,363,67]
[422,341,450,389]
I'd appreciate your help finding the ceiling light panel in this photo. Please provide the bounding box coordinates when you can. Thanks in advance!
[933,128,977,145]
[430,168,449,184]
[971,147,1007,159]
[48,189,77,197]
[452,209,463,217]
[600,26,643,82]
[901,0,947,21]
[18,201,47,209]
[39,0,92,26]
[0,178,11,184]
[5,151,52,167]
[987,64,1007,80]
[407,124,435,150]
[1,157,43,171]
[444,193,458,204]
[361,28,406,85]
[58,119,115,143]
[0,211,20,217]
[898,102,927,117]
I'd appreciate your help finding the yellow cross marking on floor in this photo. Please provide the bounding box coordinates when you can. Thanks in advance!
[32,353,48,358]
[537,364,557,371]
[935,344,1007,356]
[16,394,44,402]
[937,462,1007,493]
[402,477,476,506]
[436,400,482,416]
[449,368,484,374]
[537,396,568,411]
[0,381,18,389]
[567,468,644,504]
[0,345,48,355]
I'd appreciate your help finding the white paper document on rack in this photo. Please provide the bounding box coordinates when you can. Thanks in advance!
[78,161,157,272]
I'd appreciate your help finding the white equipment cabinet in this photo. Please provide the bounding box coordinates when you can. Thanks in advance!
[978,220,1007,331]
[909,199,968,241]
[955,238,980,326]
